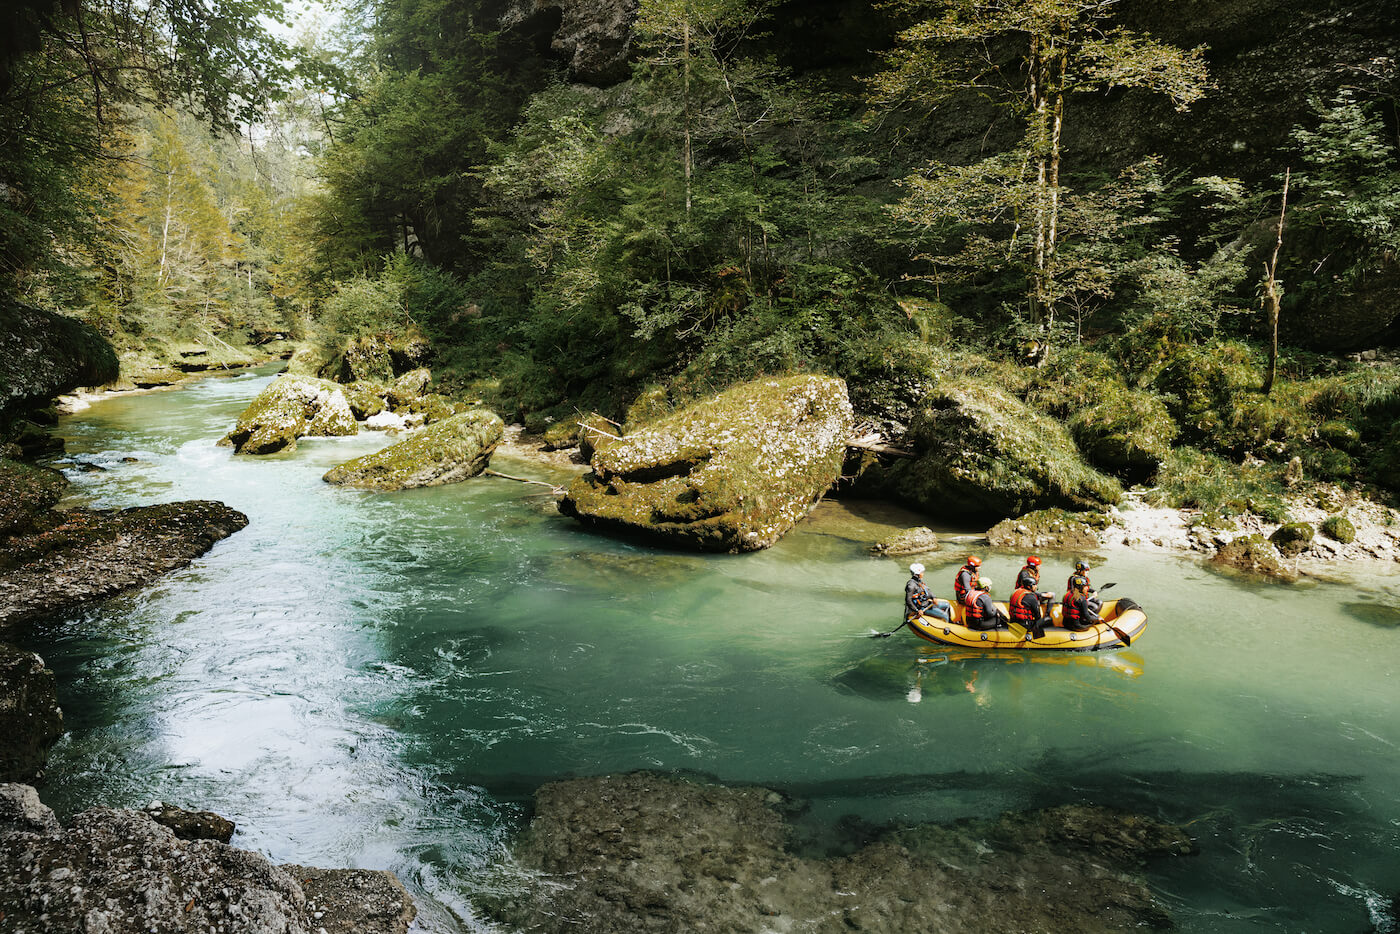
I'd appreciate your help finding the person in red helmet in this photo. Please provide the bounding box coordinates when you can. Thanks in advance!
[1016,555,1042,591]
[953,555,981,606]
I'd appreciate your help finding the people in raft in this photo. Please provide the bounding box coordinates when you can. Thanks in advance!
[906,563,953,624]
[1062,575,1103,631]
[952,555,981,605]
[1010,556,1056,638]
[963,575,1011,631]
[1063,560,1103,616]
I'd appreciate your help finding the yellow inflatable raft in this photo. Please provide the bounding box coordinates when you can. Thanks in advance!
[907,597,1146,651]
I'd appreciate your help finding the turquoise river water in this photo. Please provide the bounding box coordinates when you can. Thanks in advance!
[18,367,1400,932]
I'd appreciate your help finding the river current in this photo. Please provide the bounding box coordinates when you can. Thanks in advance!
[21,367,1400,932]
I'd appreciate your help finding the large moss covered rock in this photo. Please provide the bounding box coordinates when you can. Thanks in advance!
[878,383,1121,521]
[1210,533,1299,582]
[560,375,854,552]
[220,376,359,454]
[986,508,1110,552]
[323,410,504,491]
[1268,521,1314,557]
[1069,390,1178,479]
[0,301,118,423]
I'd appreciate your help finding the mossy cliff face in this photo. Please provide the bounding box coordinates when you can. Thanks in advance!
[483,772,1193,934]
[0,301,118,424]
[220,376,358,454]
[323,409,504,491]
[559,375,854,552]
[875,382,1122,521]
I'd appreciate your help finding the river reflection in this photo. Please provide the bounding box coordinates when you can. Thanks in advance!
[19,367,1400,933]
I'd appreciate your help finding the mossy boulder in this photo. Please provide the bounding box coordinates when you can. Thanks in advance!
[1320,514,1356,544]
[329,335,397,384]
[323,409,504,491]
[0,459,67,537]
[1069,390,1178,480]
[220,376,359,454]
[875,382,1122,521]
[386,367,432,407]
[1268,521,1315,557]
[0,301,118,423]
[402,393,459,425]
[870,527,940,557]
[1210,533,1299,582]
[342,381,389,420]
[986,508,1110,552]
[560,375,854,553]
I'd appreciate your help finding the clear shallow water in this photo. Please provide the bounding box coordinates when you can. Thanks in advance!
[21,368,1400,932]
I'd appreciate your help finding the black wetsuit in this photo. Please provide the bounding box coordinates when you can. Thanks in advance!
[966,591,1009,631]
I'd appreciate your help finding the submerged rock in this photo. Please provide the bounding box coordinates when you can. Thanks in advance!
[323,409,504,490]
[876,383,1121,521]
[559,375,854,552]
[220,375,359,454]
[0,645,63,782]
[484,772,1192,934]
[0,785,415,934]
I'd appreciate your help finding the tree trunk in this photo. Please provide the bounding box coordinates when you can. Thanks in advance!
[1262,168,1290,395]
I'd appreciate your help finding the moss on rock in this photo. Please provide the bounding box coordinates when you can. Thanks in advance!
[876,382,1121,521]
[323,409,504,491]
[0,301,118,424]
[1069,390,1178,479]
[342,381,389,420]
[220,376,359,454]
[1320,514,1356,544]
[986,508,1110,552]
[870,527,940,557]
[0,645,63,782]
[560,375,854,552]
[1268,521,1314,556]
[1210,533,1299,582]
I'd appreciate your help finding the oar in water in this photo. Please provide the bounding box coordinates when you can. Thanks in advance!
[872,617,909,638]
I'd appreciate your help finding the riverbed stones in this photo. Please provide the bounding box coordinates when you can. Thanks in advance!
[323,409,504,490]
[875,382,1122,521]
[144,801,236,843]
[484,772,1192,934]
[0,645,63,782]
[221,375,359,454]
[0,786,416,934]
[559,375,854,552]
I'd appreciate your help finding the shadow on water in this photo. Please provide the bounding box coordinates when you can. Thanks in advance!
[1343,601,1400,629]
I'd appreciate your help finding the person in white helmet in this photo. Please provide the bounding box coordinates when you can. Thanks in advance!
[905,562,952,624]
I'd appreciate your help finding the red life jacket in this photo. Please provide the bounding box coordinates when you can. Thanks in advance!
[1064,594,1085,628]
[964,588,988,622]
[954,566,975,604]
[1010,587,1039,623]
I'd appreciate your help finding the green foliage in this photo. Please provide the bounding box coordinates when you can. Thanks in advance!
[1148,446,1290,524]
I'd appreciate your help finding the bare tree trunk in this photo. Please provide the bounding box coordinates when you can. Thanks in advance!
[1261,167,1290,395]
[158,171,174,287]
[1043,50,1066,335]
[683,18,692,218]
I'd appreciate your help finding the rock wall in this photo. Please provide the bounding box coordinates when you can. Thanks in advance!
[0,301,118,426]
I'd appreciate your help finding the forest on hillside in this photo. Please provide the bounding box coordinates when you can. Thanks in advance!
[4,0,1400,518]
